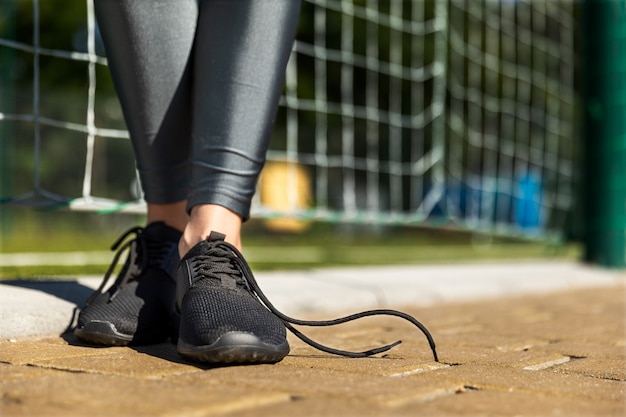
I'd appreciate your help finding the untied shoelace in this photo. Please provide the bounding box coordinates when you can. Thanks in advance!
[205,239,440,362]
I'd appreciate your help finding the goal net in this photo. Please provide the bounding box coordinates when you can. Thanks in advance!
[0,0,578,240]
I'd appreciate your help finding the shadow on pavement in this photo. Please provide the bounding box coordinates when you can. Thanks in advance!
[1,279,94,306]
[61,331,217,370]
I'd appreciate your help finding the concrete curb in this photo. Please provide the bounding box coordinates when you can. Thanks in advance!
[1,261,623,339]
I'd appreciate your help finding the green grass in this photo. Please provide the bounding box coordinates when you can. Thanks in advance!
[0,207,581,279]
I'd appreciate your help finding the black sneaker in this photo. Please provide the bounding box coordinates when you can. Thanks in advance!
[176,233,439,365]
[75,222,182,346]
[176,233,290,364]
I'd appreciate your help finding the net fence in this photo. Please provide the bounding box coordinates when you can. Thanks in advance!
[0,0,578,240]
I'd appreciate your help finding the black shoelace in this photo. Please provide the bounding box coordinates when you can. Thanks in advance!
[199,239,439,362]
[85,226,176,306]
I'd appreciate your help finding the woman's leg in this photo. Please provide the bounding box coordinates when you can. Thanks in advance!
[175,0,301,364]
[75,0,199,346]
[94,0,198,218]
[179,0,301,255]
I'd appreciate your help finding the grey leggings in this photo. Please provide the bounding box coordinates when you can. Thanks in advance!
[95,0,301,219]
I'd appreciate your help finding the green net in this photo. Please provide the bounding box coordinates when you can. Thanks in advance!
[0,0,579,241]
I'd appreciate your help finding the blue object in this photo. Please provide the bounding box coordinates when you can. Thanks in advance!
[515,172,543,230]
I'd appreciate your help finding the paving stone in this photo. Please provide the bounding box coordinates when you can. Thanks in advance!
[433,345,573,368]
[0,362,57,382]
[229,382,624,417]
[30,349,201,378]
[171,361,464,407]
[554,357,626,381]
[535,340,626,360]
[0,336,117,365]
[495,338,553,352]
[418,363,625,402]
[424,285,626,339]
[227,396,409,417]
[414,387,625,417]
[0,336,207,378]
[1,371,291,417]
[280,353,448,377]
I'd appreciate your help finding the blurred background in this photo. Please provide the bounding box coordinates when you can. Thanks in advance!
[0,0,622,277]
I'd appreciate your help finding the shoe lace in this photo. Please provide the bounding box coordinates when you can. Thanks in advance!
[192,250,248,289]
[201,239,439,362]
[85,226,176,306]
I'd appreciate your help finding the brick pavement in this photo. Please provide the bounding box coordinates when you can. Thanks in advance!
[1,284,625,416]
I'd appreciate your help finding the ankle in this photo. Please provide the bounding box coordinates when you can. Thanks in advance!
[179,204,243,257]
[146,201,188,232]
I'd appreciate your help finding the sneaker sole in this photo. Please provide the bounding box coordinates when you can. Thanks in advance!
[74,321,168,346]
[74,321,133,346]
[177,331,290,364]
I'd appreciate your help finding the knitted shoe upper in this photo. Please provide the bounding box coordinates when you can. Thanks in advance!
[76,222,182,342]
[177,235,287,347]
[77,271,175,336]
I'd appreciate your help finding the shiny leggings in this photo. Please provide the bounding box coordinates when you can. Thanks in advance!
[95,0,301,219]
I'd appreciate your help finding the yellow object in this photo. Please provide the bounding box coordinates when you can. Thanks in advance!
[259,161,311,232]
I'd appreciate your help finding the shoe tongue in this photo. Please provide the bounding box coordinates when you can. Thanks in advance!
[208,231,226,242]
[182,234,228,262]
[143,222,183,243]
